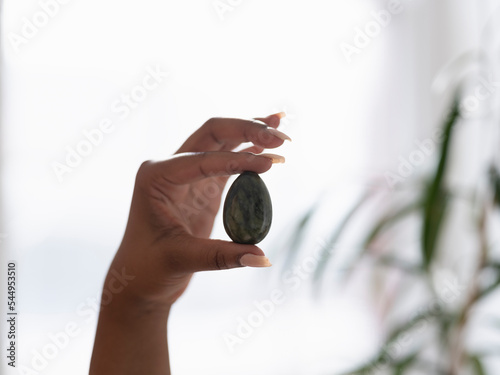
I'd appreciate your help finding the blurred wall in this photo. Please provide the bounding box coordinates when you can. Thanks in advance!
[1,1,498,374]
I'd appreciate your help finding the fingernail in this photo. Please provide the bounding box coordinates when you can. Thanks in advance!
[276,112,286,119]
[259,153,285,164]
[267,128,292,142]
[240,254,272,268]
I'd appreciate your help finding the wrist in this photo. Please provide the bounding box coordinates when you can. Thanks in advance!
[100,264,172,320]
[91,276,171,375]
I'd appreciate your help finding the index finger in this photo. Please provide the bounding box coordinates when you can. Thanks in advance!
[143,151,284,186]
[176,114,290,154]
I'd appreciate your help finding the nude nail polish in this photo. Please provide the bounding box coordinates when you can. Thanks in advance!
[267,128,292,142]
[240,254,272,267]
[259,153,285,164]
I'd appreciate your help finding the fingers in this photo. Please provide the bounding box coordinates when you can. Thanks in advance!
[239,112,284,153]
[146,151,278,186]
[166,236,272,273]
[176,113,290,153]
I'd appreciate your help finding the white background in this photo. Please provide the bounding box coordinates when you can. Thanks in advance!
[1,0,499,374]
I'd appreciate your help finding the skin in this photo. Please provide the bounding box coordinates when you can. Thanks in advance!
[89,113,286,375]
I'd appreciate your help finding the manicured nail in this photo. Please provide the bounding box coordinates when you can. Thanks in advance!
[240,254,272,268]
[267,128,292,142]
[259,153,285,164]
[276,112,286,119]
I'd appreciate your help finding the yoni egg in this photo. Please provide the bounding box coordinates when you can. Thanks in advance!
[223,171,272,244]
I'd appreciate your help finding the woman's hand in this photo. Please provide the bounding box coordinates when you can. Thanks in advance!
[90,113,289,375]
[114,113,289,307]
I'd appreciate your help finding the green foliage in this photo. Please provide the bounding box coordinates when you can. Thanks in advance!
[285,94,500,374]
[313,193,370,284]
[421,98,460,269]
[279,202,318,272]
[470,355,486,375]
[364,202,423,250]
[489,166,500,207]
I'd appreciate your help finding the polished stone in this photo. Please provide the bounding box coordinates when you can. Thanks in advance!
[223,171,272,244]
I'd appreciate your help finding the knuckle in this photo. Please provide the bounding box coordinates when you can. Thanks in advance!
[213,250,229,270]
[139,159,153,171]
[136,160,153,181]
[250,123,270,144]
[204,117,220,128]
[225,159,241,175]
[136,160,154,185]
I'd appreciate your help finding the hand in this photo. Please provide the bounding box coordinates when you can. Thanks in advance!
[91,113,289,375]
[107,113,289,308]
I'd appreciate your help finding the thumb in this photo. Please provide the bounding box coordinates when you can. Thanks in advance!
[168,236,272,273]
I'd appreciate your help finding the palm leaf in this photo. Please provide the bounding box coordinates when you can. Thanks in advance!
[393,352,418,375]
[375,255,424,275]
[340,308,440,375]
[469,355,486,375]
[363,201,423,249]
[335,201,423,281]
[313,192,370,284]
[422,97,460,269]
[280,202,319,272]
[489,165,500,207]
[478,270,500,300]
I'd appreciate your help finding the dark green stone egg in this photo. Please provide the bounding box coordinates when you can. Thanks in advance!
[223,171,272,244]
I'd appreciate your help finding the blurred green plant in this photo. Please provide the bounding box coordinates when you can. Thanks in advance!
[282,96,500,374]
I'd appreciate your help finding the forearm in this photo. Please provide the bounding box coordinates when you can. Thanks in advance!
[90,291,171,375]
